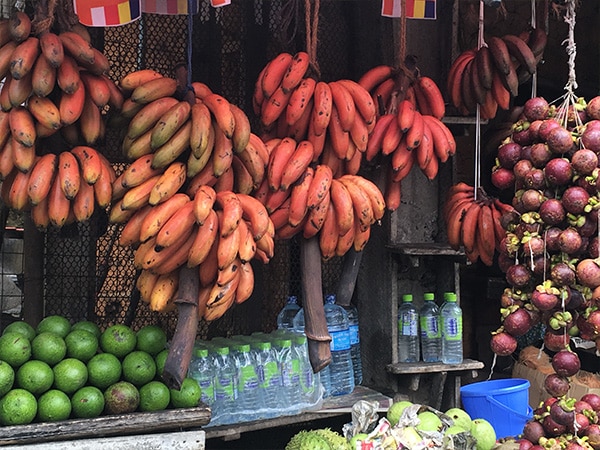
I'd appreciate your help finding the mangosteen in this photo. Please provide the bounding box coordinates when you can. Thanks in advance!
[490,330,518,356]
[542,414,567,437]
[522,420,545,444]
[550,261,576,286]
[558,227,584,255]
[547,126,576,154]
[503,307,533,337]
[530,143,553,168]
[520,189,545,211]
[531,255,550,278]
[524,97,550,122]
[498,142,523,169]
[571,148,599,176]
[538,119,561,142]
[506,264,532,288]
[583,423,600,450]
[586,97,600,120]
[544,226,564,252]
[576,258,600,289]
[514,159,534,181]
[531,281,560,311]
[539,198,566,226]
[522,234,545,257]
[544,331,570,352]
[544,373,570,397]
[562,186,591,215]
[491,166,516,190]
[581,122,600,152]
[551,349,581,377]
[581,393,600,412]
[544,157,574,186]
[524,168,547,190]
[550,399,575,426]
[566,413,590,434]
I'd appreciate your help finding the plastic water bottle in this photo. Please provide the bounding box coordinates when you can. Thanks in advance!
[324,294,354,396]
[210,344,237,425]
[231,342,261,420]
[292,334,317,406]
[441,293,463,364]
[397,294,420,362]
[277,295,301,331]
[344,303,362,385]
[292,308,331,398]
[189,346,216,407]
[274,337,302,414]
[252,339,281,417]
[420,292,441,362]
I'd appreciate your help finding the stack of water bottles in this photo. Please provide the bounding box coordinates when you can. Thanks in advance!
[289,294,358,398]
[397,292,463,364]
[188,329,323,426]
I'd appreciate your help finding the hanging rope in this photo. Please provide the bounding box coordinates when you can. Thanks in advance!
[562,0,578,97]
[304,0,320,79]
[398,0,407,66]
[186,0,194,93]
[473,0,485,201]
[529,0,538,98]
[33,0,58,35]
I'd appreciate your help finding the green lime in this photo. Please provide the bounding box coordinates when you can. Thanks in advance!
[155,349,168,378]
[87,353,122,391]
[0,332,31,368]
[65,329,98,362]
[53,358,88,395]
[136,325,167,356]
[139,380,170,412]
[0,388,38,425]
[169,377,201,409]
[2,321,36,341]
[122,351,156,387]
[71,386,105,419]
[100,324,137,358]
[31,332,67,366]
[16,360,54,396]
[36,389,72,422]
[36,315,71,339]
[104,381,139,414]
[0,360,15,397]
[71,321,101,339]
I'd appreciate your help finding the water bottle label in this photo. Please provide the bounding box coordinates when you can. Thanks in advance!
[199,379,214,401]
[260,361,281,388]
[239,366,259,390]
[302,369,314,392]
[215,377,235,401]
[443,316,462,340]
[420,316,441,338]
[399,311,418,336]
[349,324,359,345]
[291,358,301,384]
[282,366,293,387]
[330,329,351,351]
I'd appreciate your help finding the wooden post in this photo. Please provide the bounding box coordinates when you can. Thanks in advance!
[300,237,331,373]
[23,215,44,327]
[335,249,363,307]
[162,266,199,390]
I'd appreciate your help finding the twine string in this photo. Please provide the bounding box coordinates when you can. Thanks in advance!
[304,0,320,78]
[473,0,485,201]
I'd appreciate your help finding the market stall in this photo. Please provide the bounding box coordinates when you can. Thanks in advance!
[0,0,599,448]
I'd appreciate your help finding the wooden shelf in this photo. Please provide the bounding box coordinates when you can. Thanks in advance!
[386,242,466,257]
[442,116,489,125]
[386,358,484,375]
[0,406,211,447]
[204,386,392,441]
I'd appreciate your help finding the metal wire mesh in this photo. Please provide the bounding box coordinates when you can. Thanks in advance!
[4,1,390,338]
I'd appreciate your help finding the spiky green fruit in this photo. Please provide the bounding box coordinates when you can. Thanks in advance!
[312,428,350,450]
[285,430,332,450]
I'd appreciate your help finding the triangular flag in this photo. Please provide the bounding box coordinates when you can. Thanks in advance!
[210,0,231,7]
[74,0,142,27]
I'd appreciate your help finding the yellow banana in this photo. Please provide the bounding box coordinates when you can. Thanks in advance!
[151,120,192,169]
[148,161,186,205]
[150,100,191,150]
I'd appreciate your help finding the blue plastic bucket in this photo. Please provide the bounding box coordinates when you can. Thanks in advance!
[460,378,533,439]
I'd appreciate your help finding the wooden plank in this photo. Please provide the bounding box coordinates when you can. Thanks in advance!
[385,358,484,375]
[0,406,210,446]
[5,430,205,450]
[204,386,392,440]
[386,243,466,257]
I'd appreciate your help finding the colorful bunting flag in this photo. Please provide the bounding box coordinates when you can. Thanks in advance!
[381,0,436,19]
[141,0,199,15]
[210,0,231,7]
[74,0,141,27]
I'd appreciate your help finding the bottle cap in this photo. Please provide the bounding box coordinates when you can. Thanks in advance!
[447,293,457,302]
[288,295,298,304]
[194,347,209,358]
[325,294,336,304]
[424,293,435,301]
[214,345,230,355]
[443,292,454,301]
[402,294,413,302]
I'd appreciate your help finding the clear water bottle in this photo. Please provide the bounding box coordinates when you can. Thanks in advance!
[397,294,420,362]
[252,339,281,417]
[211,344,237,425]
[277,295,301,331]
[293,334,317,406]
[324,294,354,396]
[274,337,302,414]
[231,342,262,421]
[292,307,331,398]
[189,346,216,407]
[420,292,441,362]
[344,303,362,385]
[441,293,463,364]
